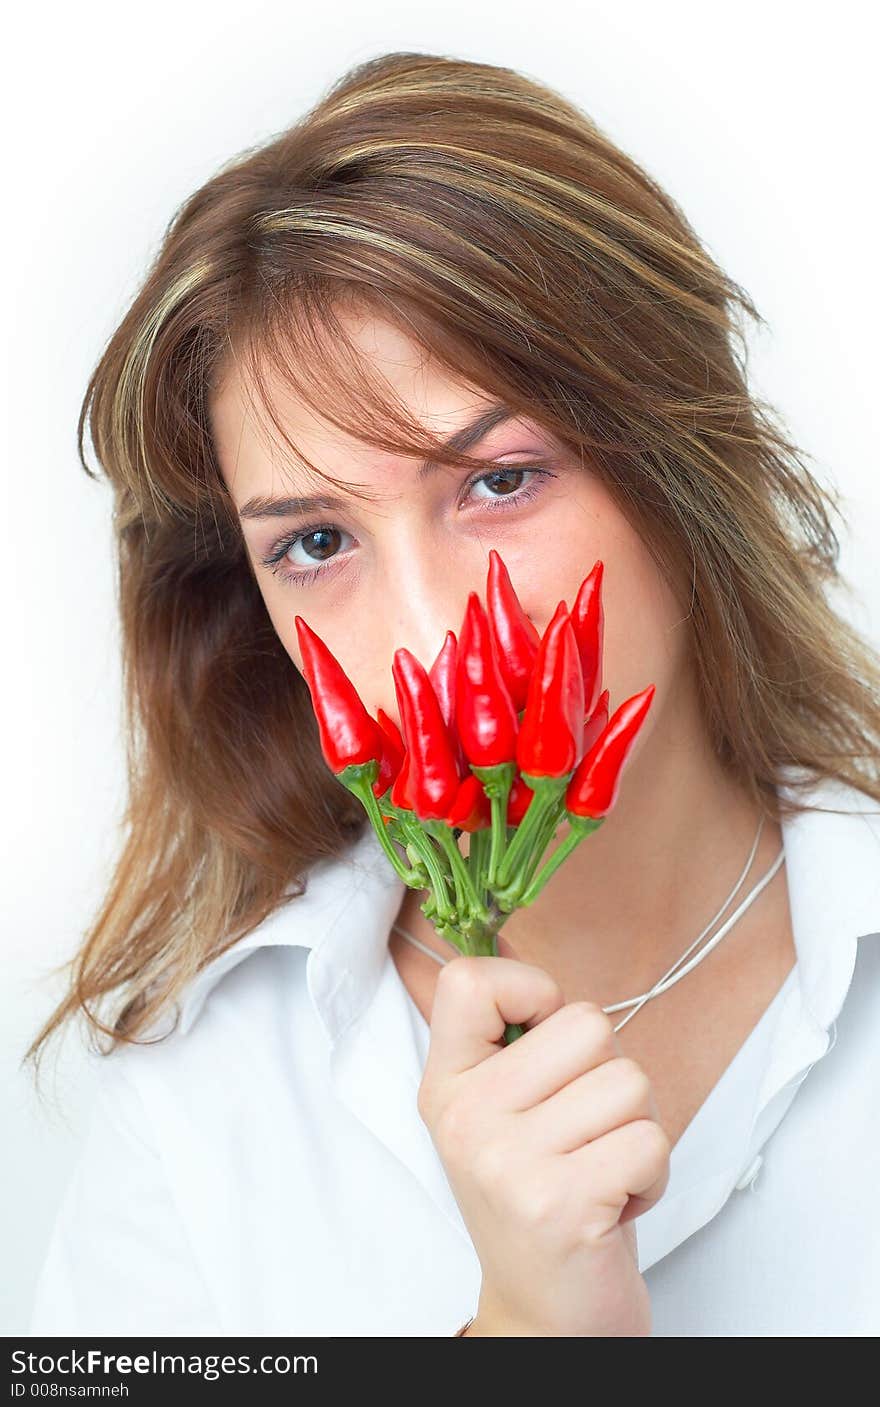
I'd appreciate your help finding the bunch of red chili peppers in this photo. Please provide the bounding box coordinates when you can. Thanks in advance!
[295,550,655,1044]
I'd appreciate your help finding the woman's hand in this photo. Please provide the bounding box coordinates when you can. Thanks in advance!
[416,939,670,1337]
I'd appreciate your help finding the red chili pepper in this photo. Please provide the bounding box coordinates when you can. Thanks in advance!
[392,647,463,821]
[446,772,492,831]
[580,688,610,762]
[570,560,604,719]
[429,630,468,777]
[455,593,519,768]
[294,616,383,774]
[372,707,405,798]
[428,631,457,727]
[485,548,540,713]
[425,627,477,832]
[565,684,655,818]
[390,747,414,810]
[506,772,535,826]
[516,602,585,778]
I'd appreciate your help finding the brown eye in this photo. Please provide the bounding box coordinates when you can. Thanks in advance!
[297,527,344,563]
[466,466,552,511]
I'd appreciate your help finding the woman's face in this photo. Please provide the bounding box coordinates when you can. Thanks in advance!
[209,310,692,749]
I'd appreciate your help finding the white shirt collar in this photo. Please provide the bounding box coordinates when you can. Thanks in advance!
[776,769,880,1028]
[171,764,880,1271]
[175,818,406,1041]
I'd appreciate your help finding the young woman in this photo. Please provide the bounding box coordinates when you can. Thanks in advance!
[25,51,880,1337]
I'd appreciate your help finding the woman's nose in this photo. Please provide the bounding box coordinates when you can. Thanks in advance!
[362,600,467,731]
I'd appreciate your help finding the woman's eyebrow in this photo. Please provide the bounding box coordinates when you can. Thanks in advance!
[237,403,516,521]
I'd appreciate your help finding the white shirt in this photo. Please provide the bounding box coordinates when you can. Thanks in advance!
[27,767,880,1337]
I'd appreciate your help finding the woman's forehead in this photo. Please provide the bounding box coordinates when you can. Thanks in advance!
[210,371,537,512]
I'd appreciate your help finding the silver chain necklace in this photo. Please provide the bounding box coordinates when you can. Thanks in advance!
[391,816,786,1033]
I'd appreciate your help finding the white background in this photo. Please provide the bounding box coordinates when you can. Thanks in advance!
[2,0,877,1337]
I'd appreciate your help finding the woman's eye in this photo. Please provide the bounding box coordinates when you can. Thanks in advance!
[260,465,552,587]
[261,524,354,587]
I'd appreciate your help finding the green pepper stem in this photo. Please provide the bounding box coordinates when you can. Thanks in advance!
[470,761,516,888]
[516,813,605,905]
[466,827,489,906]
[426,820,489,925]
[342,761,571,1047]
[340,764,426,885]
[492,773,568,892]
[342,766,463,927]
[513,790,568,896]
[397,815,457,924]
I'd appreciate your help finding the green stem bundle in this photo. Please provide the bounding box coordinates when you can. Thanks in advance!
[344,763,607,1045]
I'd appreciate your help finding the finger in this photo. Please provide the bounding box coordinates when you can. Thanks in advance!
[567,1118,671,1220]
[477,999,620,1110]
[427,954,565,1077]
[521,1056,655,1153]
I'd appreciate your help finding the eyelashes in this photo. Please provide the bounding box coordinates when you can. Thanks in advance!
[260,465,554,589]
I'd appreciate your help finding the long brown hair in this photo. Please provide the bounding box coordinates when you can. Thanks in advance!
[24,50,880,1087]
